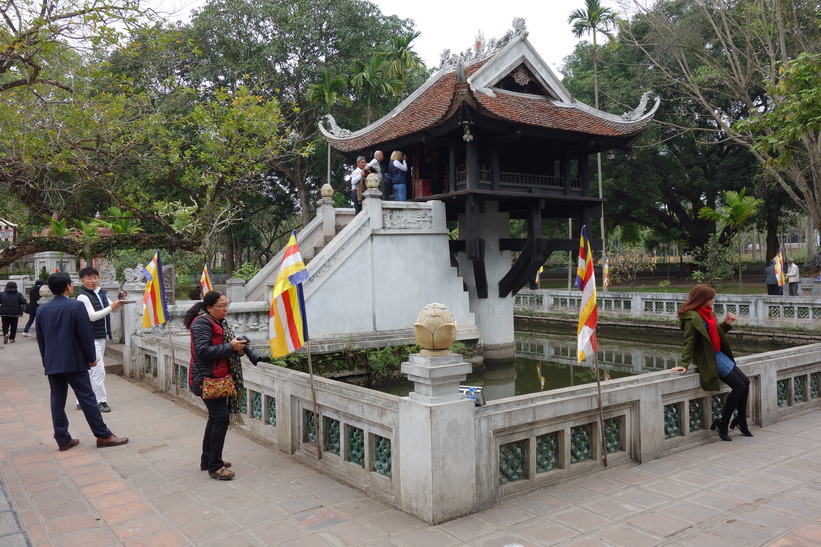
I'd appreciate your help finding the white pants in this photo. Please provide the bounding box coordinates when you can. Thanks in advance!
[77,339,107,404]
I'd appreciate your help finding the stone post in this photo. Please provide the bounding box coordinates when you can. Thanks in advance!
[398,303,476,524]
[318,184,336,240]
[225,278,246,304]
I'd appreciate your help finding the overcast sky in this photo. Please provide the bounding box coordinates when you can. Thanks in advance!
[150,0,621,74]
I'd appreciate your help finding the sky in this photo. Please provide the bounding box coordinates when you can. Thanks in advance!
[150,0,621,74]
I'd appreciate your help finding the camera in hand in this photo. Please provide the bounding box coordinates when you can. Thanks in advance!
[236,336,272,365]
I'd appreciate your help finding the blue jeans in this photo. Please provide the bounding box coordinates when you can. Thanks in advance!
[350,190,362,214]
[394,183,407,201]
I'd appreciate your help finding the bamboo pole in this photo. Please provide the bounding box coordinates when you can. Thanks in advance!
[306,341,322,460]
[593,351,608,468]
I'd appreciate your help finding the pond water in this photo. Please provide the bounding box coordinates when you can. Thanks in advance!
[374,325,793,402]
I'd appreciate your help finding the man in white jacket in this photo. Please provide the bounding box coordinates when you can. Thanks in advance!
[786,258,800,296]
[75,267,123,412]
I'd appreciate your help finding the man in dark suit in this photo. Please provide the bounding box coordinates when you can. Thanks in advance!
[36,273,129,451]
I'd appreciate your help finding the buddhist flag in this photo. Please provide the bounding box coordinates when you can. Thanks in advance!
[141,251,169,328]
[603,259,610,288]
[534,265,544,287]
[774,253,785,287]
[200,262,214,293]
[575,225,598,364]
[269,231,309,358]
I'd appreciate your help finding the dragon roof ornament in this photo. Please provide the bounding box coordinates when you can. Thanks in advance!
[439,18,528,70]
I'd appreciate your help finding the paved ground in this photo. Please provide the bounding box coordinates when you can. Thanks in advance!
[2,334,821,546]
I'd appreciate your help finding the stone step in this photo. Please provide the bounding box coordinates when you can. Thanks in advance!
[105,343,125,376]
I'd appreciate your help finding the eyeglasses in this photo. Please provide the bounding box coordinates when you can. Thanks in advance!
[213,302,231,309]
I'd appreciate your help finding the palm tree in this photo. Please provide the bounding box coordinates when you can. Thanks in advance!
[381,31,422,98]
[569,0,616,285]
[351,54,402,125]
[699,188,764,292]
[307,71,348,186]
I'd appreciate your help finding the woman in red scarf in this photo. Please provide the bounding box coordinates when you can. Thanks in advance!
[671,284,752,441]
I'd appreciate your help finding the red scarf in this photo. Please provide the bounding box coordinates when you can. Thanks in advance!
[695,306,721,352]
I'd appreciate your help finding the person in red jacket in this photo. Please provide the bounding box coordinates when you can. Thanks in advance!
[184,291,247,480]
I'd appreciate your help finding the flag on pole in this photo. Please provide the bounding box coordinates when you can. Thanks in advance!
[534,265,544,287]
[141,251,169,328]
[774,253,785,287]
[603,259,610,288]
[200,262,214,293]
[269,231,310,358]
[575,225,598,364]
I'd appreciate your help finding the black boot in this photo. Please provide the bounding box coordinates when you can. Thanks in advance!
[710,420,732,441]
[730,417,754,437]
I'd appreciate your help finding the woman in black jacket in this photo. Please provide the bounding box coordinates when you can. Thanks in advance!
[183,290,247,480]
[0,281,27,344]
[21,280,43,337]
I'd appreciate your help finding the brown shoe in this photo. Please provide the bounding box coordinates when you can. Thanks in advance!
[97,435,129,447]
[208,466,235,480]
[59,439,79,451]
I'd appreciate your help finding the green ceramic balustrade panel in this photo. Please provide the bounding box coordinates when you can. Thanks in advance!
[689,399,704,431]
[499,440,526,483]
[324,417,340,455]
[267,396,276,427]
[306,410,316,444]
[777,379,789,407]
[239,389,247,414]
[175,365,187,390]
[604,417,621,453]
[797,306,809,319]
[666,302,676,313]
[624,300,631,310]
[711,395,725,422]
[812,373,820,399]
[794,376,805,403]
[570,424,591,463]
[784,306,795,318]
[251,391,262,420]
[664,403,681,438]
[374,435,392,478]
[768,306,780,318]
[536,432,559,473]
[714,304,724,314]
[739,305,750,316]
[348,426,365,467]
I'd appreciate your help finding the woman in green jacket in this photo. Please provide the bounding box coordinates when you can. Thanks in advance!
[671,284,752,441]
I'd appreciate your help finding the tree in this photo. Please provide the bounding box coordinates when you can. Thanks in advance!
[691,233,735,292]
[621,0,821,255]
[351,54,402,125]
[381,31,423,97]
[568,0,616,256]
[608,245,656,290]
[698,188,764,292]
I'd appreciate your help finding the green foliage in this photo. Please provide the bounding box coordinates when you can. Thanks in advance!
[608,246,657,290]
[231,262,260,281]
[690,233,734,291]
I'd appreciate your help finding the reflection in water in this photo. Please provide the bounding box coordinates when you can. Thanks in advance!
[375,329,786,402]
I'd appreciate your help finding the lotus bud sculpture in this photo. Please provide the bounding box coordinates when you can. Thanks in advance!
[320,183,334,198]
[414,303,457,356]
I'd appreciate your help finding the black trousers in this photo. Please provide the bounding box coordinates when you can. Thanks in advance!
[48,371,113,447]
[721,365,750,423]
[2,316,20,340]
[201,396,229,472]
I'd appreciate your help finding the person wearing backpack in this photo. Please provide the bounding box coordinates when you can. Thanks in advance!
[0,281,27,344]
[21,279,44,337]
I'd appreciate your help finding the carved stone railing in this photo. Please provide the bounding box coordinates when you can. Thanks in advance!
[515,289,821,329]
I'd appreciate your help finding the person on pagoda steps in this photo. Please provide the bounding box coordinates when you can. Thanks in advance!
[388,150,408,202]
[350,156,367,214]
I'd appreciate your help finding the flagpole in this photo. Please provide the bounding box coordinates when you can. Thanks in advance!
[168,327,179,395]
[593,350,608,468]
[305,341,322,460]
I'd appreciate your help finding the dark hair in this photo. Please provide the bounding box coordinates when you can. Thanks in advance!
[79,267,99,278]
[5,281,16,289]
[678,284,717,316]
[47,273,72,296]
[35,279,43,286]
[183,290,225,329]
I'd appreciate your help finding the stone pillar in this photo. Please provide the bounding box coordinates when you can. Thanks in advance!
[225,278,246,303]
[399,353,476,524]
[317,190,336,240]
[101,279,124,342]
[363,188,383,230]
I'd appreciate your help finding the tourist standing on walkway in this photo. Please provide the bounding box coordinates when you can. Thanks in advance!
[350,156,367,215]
[0,281,27,344]
[671,284,752,441]
[75,267,123,413]
[184,291,247,480]
[389,150,409,201]
[786,258,800,296]
[21,280,43,337]
[764,260,780,295]
[36,273,129,451]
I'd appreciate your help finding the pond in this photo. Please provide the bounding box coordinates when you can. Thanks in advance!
[374,325,794,402]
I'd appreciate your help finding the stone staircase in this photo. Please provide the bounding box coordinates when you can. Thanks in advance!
[104,342,125,376]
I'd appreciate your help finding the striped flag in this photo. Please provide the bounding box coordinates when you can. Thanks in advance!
[774,253,785,287]
[269,231,309,358]
[574,226,598,364]
[141,251,169,327]
[603,259,610,288]
[200,262,214,293]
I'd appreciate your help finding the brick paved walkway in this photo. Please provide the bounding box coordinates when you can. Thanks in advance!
[2,334,820,546]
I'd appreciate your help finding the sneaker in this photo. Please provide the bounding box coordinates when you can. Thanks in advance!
[208,466,235,480]
[99,402,111,413]
[21,332,29,337]
[76,403,81,410]
[9,339,14,343]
